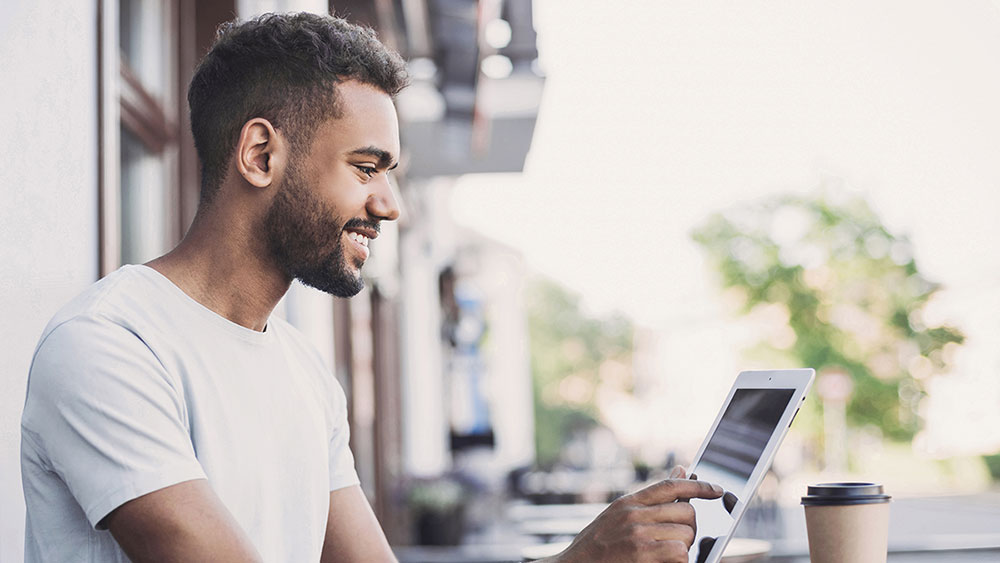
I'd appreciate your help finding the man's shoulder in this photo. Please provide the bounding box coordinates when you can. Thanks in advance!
[23,271,181,443]
[28,266,170,396]
[40,265,157,342]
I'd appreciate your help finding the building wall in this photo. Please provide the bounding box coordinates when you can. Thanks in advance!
[474,244,535,472]
[0,2,101,561]
[239,0,328,18]
[397,179,537,480]
[398,179,452,477]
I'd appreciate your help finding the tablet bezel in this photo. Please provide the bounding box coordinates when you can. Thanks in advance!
[687,368,814,563]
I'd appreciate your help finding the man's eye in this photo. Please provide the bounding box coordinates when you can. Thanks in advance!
[356,165,377,178]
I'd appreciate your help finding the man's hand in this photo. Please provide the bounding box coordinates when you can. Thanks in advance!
[543,467,722,563]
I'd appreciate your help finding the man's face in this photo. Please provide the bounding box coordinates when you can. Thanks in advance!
[264,81,401,297]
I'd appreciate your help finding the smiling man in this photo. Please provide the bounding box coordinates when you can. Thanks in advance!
[20,12,721,563]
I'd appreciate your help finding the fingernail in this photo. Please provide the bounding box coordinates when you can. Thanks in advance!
[712,484,723,494]
[669,467,683,478]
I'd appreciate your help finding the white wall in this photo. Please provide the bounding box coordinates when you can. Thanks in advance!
[0,1,100,561]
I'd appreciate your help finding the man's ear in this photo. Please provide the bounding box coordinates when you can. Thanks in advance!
[234,118,286,188]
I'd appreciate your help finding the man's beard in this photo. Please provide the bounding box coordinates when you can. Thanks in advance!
[263,164,366,298]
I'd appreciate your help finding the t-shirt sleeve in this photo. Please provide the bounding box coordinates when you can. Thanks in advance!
[326,377,361,492]
[21,316,207,529]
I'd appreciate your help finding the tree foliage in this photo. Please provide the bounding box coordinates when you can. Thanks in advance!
[692,190,963,441]
[527,278,634,466]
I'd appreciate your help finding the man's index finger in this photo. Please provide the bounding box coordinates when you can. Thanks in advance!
[631,479,724,505]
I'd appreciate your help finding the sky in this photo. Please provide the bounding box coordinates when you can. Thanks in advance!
[451,0,1000,458]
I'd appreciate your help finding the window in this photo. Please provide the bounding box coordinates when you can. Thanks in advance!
[99,0,180,272]
[100,0,235,274]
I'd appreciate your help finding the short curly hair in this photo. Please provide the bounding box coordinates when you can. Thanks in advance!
[188,12,409,204]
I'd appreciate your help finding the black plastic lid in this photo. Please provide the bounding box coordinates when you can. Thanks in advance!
[801,482,891,506]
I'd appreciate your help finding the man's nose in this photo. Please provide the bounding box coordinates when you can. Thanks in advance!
[366,175,400,221]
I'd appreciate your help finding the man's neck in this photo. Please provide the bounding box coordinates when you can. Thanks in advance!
[146,208,289,332]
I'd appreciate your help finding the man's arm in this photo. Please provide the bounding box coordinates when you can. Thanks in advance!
[321,485,397,563]
[24,319,250,560]
[104,479,263,563]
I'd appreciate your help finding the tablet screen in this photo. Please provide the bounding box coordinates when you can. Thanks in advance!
[689,388,795,563]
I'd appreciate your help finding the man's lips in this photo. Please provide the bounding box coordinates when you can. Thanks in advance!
[343,218,380,240]
[344,226,378,240]
[343,219,379,263]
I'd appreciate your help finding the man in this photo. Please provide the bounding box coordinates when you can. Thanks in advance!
[21,12,722,563]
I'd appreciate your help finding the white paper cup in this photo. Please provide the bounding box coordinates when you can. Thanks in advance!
[801,482,891,563]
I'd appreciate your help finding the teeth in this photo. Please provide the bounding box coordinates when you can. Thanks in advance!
[347,232,369,246]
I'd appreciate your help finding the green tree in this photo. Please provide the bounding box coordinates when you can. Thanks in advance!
[527,277,634,466]
[692,190,963,442]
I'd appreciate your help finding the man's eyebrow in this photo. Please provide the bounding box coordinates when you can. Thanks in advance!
[347,146,397,169]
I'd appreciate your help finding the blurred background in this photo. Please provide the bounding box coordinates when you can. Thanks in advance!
[2,0,1000,561]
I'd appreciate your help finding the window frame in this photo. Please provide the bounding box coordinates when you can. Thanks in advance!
[98,0,184,276]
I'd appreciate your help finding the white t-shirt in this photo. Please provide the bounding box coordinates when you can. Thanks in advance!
[21,265,360,562]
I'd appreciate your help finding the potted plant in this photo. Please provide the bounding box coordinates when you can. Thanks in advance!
[407,475,468,546]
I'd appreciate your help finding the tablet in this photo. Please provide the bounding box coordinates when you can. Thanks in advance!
[687,368,814,563]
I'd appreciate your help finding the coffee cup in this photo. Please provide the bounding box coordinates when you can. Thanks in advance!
[801,482,891,563]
